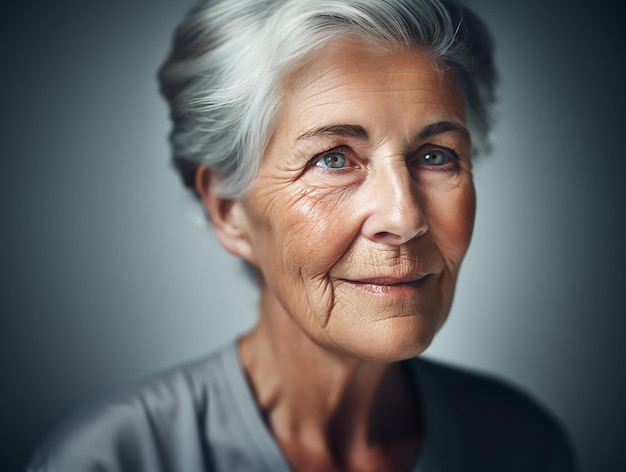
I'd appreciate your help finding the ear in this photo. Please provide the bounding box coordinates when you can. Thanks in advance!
[195,165,257,265]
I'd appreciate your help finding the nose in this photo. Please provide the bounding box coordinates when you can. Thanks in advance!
[360,161,428,245]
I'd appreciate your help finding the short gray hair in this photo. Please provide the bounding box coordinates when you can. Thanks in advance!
[159,0,496,199]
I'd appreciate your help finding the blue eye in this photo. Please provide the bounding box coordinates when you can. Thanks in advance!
[417,148,461,168]
[420,150,448,166]
[317,151,347,169]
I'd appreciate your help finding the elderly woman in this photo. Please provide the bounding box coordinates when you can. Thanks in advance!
[28,0,575,471]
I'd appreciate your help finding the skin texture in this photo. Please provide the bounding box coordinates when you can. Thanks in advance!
[197,39,475,471]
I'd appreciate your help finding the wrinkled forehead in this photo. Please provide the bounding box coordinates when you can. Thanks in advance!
[276,38,466,139]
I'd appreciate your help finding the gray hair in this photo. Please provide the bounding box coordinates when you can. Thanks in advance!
[159,0,496,199]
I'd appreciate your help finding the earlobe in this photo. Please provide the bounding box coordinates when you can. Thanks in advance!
[195,165,257,265]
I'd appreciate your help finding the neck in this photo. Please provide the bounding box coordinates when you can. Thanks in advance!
[238,285,422,470]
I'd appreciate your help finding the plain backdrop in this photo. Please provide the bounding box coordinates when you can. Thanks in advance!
[1,1,625,470]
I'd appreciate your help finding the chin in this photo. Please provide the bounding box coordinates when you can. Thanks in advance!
[331,315,442,363]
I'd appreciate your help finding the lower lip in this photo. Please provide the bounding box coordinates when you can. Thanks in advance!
[342,276,431,297]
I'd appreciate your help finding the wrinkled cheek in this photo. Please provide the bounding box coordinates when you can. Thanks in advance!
[276,198,358,328]
[280,195,358,279]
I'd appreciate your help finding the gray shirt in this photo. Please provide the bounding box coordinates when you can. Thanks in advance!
[28,341,576,471]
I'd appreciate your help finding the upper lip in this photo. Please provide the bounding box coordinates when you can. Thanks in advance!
[344,273,429,286]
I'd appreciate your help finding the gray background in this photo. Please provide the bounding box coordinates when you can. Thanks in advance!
[1,1,624,470]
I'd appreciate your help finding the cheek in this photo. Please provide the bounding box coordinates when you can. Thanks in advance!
[247,180,361,281]
[245,181,363,330]
[426,181,476,264]
[281,186,361,277]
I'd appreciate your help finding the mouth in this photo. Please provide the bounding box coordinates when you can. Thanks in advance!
[339,273,431,296]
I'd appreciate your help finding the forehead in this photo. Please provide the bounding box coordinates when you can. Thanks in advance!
[277,38,466,139]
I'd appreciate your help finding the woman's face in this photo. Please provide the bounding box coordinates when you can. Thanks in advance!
[235,39,475,361]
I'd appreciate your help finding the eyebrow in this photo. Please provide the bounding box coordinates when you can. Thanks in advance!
[297,124,368,141]
[418,121,470,141]
[297,121,469,143]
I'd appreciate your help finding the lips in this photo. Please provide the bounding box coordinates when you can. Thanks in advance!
[339,273,431,296]
[348,273,429,286]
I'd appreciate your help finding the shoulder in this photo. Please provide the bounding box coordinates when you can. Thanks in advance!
[414,356,558,427]
[27,346,231,472]
[412,357,577,471]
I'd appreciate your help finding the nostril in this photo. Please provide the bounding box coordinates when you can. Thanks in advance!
[372,230,421,245]
[374,231,400,241]
[373,224,428,244]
